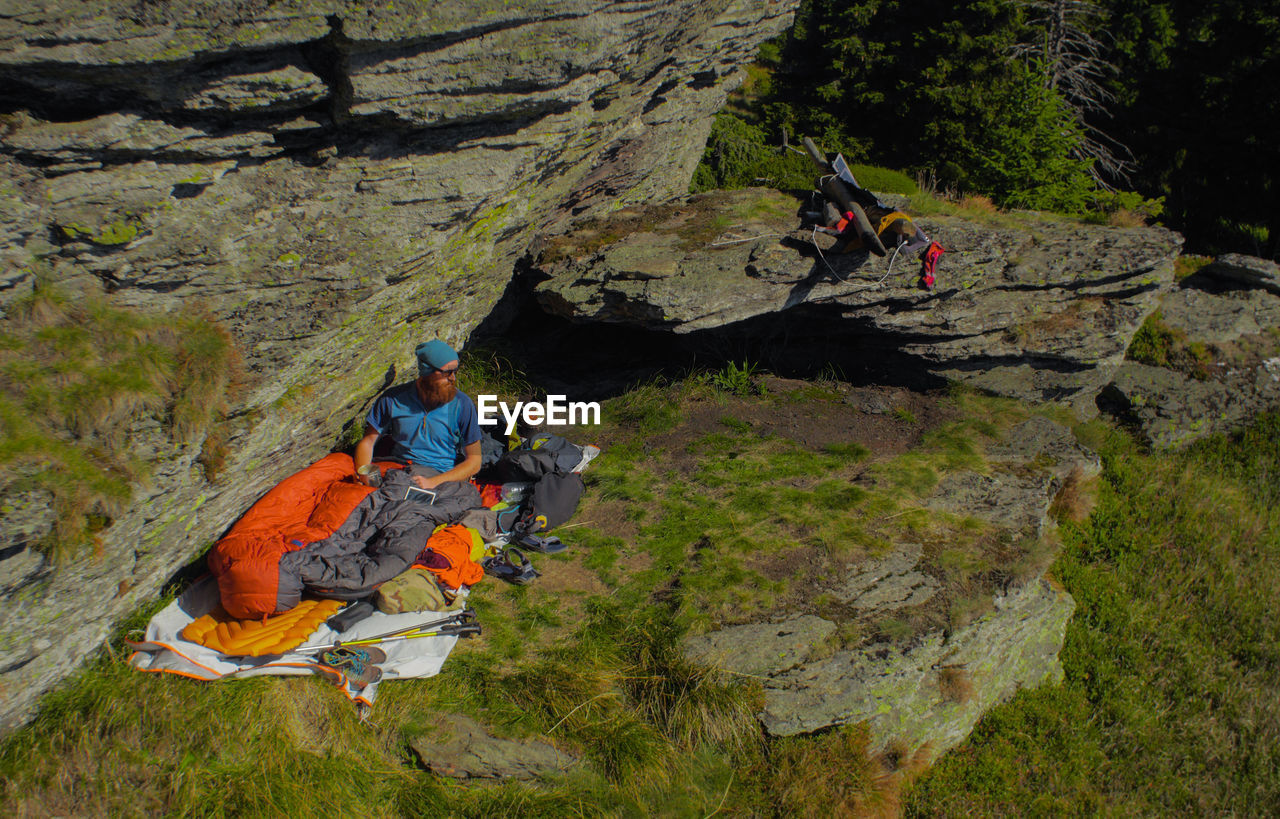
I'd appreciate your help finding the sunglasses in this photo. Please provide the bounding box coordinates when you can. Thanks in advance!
[430,365,459,378]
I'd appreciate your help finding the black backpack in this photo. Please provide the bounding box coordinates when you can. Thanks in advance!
[525,471,584,533]
[492,466,585,537]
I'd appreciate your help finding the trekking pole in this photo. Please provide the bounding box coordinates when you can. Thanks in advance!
[362,622,482,646]
[293,621,482,652]
[293,608,476,653]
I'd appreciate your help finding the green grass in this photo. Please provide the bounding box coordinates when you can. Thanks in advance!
[891,406,917,425]
[1125,311,1237,380]
[907,189,1060,228]
[1173,253,1213,280]
[845,163,919,196]
[0,372,902,813]
[691,108,922,201]
[780,381,844,404]
[906,414,1280,814]
[707,360,763,396]
[457,347,536,404]
[600,379,683,437]
[0,274,238,556]
[0,591,761,814]
[1126,310,1180,367]
[6,376,1278,814]
[582,455,655,504]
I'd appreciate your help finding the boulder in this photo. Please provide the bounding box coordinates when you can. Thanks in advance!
[760,578,1073,755]
[1198,253,1280,295]
[924,470,1056,537]
[409,714,577,780]
[832,542,939,611]
[684,615,837,678]
[983,413,1101,480]
[1102,254,1280,447]
[683,415,1092,760]
[533,188,1183,413]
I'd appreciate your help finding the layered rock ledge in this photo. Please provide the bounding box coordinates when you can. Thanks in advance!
[532,188,1183,413]
[1101,254,1280,447]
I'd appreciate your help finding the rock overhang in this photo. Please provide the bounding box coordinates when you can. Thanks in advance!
[531,187,1184,413]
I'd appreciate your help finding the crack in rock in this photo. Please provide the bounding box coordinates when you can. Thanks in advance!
[833,542,940,612]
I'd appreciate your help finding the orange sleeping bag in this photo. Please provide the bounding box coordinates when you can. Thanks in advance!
[208,453,376,619]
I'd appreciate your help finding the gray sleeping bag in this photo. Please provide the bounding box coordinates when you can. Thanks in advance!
[276,466,479,608]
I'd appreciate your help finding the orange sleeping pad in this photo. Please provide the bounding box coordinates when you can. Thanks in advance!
[182,598,345,657]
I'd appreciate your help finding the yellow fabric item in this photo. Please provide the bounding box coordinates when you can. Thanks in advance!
[466,527,486,563]
[182,598,345,657]
[876,210,911,236]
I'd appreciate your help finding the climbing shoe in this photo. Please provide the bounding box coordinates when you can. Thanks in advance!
[515,533,567,554]
[319,645,386,667]
[318,646,386,689]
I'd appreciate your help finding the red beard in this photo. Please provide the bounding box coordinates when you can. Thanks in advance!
[418,376,457,408]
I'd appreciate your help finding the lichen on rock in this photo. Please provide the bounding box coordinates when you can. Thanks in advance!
[681,414,1093,760]
[1103,253,1280,447]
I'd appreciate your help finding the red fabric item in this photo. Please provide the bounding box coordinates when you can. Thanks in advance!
[918,242,945,290]
[412,525,484,588]
[475,482,504,508]
[208,453,375,619]
[921,241,945,275]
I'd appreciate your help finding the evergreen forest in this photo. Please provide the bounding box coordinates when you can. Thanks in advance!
[696,0,1278,260]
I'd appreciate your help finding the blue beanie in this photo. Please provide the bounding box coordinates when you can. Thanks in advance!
[416,339,458,377]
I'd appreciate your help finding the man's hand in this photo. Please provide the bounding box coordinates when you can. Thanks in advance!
[354,424,381,486]
[411,474,443,490]
[409,442,480,490]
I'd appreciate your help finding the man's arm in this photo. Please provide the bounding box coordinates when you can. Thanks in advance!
[354,424,381,484]
[411,440,482,489]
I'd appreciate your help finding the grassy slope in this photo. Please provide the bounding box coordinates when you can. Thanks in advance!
[2,368,1278,816]
[906,416,1280,815]
[0,276,238,555]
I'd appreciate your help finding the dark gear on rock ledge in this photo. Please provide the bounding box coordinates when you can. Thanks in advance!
[799,135,939,287]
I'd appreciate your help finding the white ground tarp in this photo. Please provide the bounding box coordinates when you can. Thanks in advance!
[128,575,459,708]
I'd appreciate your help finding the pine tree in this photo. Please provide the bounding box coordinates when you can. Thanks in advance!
[1010,0,1133,186]
[1100,0,1278,256]
[769,0,1099,210]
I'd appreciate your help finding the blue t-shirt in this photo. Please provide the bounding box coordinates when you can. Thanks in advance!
[366,383,481,473]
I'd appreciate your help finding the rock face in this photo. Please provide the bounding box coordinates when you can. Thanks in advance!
[759,579,1073,748]
[0,1,799,732]
[1101,255,1280,447]
[683,415,1091,759]
[409,713,577,780]
[1199,253,1280,295]
[532,188,1183,413]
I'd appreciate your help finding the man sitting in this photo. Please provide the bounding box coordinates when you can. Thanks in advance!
[354,339,482,489]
